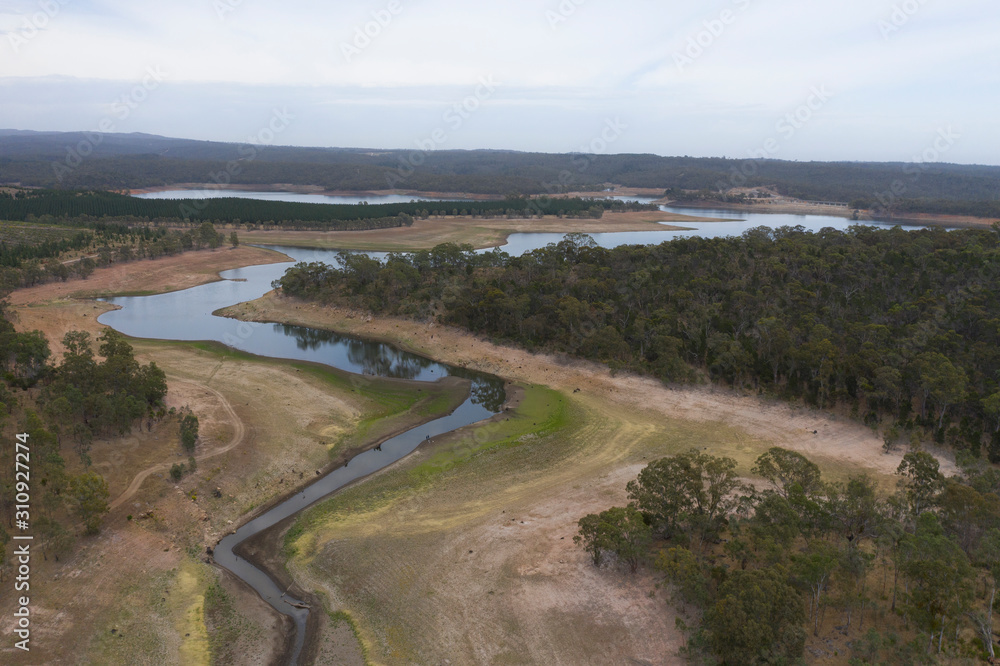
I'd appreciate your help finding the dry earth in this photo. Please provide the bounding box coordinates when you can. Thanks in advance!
[225,293,957,482]
[230,211,715,252]
[0,246,386,665]
[0,237,961,666]
[220,292,959,665]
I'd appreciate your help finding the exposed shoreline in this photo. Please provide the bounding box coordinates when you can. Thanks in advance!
[126,183,1000,229]
[662,199,999,228]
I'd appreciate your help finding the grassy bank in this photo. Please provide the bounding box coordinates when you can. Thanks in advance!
[219,293,949,664]
[0,318,463,664]
[283,380,761,664]
[233,211,707,251]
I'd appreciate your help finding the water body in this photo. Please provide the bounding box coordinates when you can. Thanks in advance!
[98,245,504,664]
[499,206,927,255]
[102,194,938,662]
[135,190,927,254]
[134,190,467,205]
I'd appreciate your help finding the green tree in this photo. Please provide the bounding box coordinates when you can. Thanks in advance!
[598,506,651,573]
[627,450,740,547]
[0,330,50,381]
[896,451,944,518]
[704,567,806,665]
[968,529,1000,660]
[913,352,967,429]
[35,516,74,561]
[900,513,974,654]
[983,391,1000,434]
[752,447,822,499]
[229,231,239,247]
[574,506,651,573]
[75,256,96,279]
[69,472,110,535]
[792,539,839,636]
[180,413,199,452]
[824,474,882,548]
[656,546,710,606]
[937,479,1000,555]
[198,221,221,249]
[575,513,604,566]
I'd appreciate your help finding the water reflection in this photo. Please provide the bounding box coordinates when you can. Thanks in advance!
[468,376,508,412]
[134,190,468,206]
[270,317,505,409]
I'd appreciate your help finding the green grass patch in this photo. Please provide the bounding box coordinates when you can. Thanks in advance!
[284,385,567,551]
[134,337,440,417]
[405,385,566,486]
[134,337,466,465]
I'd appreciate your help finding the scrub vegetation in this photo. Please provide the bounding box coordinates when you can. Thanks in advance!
[582,446,1000,664]
[277,225,1000,462]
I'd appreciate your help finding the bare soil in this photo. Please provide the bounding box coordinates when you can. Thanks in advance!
[225,293,956,481]
[219,292,958,665]
[0,247,390,665]
[0,233,960,665]
[231,211,712,252]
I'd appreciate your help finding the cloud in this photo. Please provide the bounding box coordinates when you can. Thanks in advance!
[0,0,996,163]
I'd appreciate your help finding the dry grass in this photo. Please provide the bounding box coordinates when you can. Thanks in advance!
[232,211,714,252]
[0,232,959,665]
[8,244,288,307]
[286,385,736,665]
[220,294,958,665]
[0,249,466,665]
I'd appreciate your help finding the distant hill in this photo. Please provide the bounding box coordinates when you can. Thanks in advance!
[1,130,998,215]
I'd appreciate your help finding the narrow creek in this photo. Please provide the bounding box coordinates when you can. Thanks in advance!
[98,246,505,664]
[96,207,877,663]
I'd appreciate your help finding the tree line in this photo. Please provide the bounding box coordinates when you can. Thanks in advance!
[3,132,1000,214]
[576,446,1000,664]
[275,225,1000,460]
[0,230,94,268]
[0,220,233,292]
[0,307,178,574]
[0,190,654,228]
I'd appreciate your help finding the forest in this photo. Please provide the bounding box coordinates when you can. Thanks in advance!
[578,446,1000,663]
[0,218,230,292]
[273,224,1000,661]
[0,189,650,227]
[275,224,1000,460]
[0,310,171,573]
[2,131,998,216]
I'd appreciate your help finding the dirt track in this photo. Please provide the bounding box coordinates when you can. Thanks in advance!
[110,380,249,511]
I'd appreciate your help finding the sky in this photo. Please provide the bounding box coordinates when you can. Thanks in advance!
[0,0,998,164]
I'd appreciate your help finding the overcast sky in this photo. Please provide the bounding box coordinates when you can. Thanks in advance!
[0,0,997,164]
